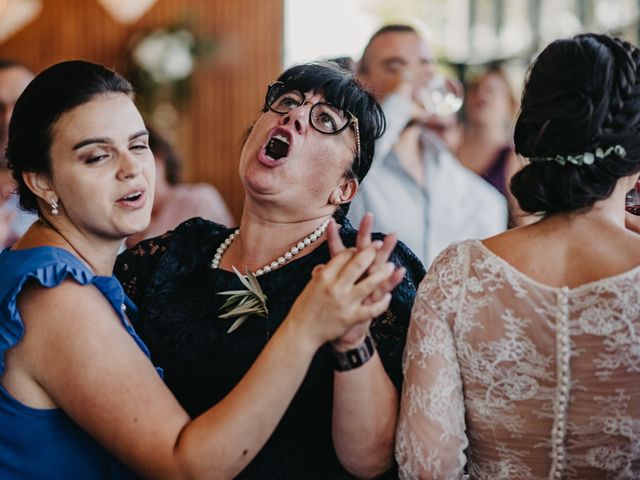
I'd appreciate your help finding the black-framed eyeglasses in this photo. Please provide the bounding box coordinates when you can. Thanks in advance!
[265,81,361,160]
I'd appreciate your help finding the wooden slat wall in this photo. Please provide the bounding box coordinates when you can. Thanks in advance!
[0,0,284,221]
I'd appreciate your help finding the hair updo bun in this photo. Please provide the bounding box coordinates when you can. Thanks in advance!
[511,33,640,215]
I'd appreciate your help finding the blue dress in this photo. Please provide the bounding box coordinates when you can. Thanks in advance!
[0,247,149,479]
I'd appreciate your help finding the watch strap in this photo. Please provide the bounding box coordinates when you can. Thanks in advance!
[332,332,376,372]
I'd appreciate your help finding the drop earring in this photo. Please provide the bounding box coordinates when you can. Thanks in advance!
[50,198,59,216]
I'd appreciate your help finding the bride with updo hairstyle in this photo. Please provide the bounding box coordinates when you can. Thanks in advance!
[512,33,640,214]
[396,33,640,479]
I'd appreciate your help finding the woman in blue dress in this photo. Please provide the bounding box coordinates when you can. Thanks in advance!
[0,60,402,479]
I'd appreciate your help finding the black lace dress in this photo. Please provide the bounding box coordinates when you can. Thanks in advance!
[115,218,425,479]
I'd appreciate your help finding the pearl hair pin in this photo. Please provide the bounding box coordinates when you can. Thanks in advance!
[210,218,331,276]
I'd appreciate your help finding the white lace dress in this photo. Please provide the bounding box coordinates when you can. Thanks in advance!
[396,240,640,480]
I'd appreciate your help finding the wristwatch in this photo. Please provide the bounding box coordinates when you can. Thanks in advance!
[332,332,376,372]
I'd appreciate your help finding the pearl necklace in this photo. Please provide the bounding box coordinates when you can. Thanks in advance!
[210,218,331,277]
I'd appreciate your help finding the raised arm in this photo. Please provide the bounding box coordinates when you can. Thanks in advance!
[327,215,417,478]
[347,93,417,228]
[372,93,415,165]
[17,244,394,480]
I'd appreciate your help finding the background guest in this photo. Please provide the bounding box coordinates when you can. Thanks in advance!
[125,125,234,247]
[0,59,36,247]
[349,24,507,268]
[456,66,531,225]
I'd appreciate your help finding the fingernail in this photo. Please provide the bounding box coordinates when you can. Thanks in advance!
[372,240,383,248]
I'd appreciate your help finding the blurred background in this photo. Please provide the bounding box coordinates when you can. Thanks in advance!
[1,0,639,220]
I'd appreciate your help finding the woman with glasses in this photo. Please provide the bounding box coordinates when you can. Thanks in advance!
[116,61,425,478]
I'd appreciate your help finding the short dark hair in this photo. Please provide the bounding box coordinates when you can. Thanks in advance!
[511,33,640,215]
[358,24,419,75]
[147,125,182,185]
[269,61,386,220]
[7,60,133,213]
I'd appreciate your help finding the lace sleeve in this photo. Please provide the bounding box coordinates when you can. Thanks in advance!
[396,245,468,480]
[114,231,173,306]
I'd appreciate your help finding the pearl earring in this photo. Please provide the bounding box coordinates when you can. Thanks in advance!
[50,198,59,216]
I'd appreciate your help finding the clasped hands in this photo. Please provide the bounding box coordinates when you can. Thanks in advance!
[316,213,405,351]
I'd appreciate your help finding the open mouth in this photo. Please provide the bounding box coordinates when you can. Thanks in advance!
[120,191,143,202]
[116,189,146,209]
[265,133,290,161]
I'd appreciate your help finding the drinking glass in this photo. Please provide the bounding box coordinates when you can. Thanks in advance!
[420,75,464,117]
[625,187,640,216]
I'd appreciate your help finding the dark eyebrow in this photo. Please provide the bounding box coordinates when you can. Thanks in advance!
[129,129,149,141]
[72,129,149,150]
[72,137,112,150]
